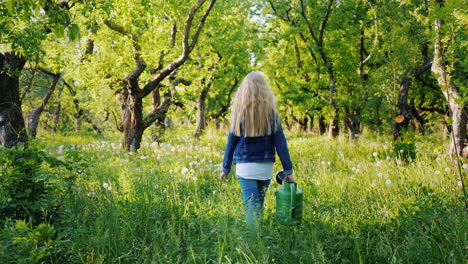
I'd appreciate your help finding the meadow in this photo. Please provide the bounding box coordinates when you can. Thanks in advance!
[1,127,466,263]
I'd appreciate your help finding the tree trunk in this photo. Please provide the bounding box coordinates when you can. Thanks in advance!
[328,112,339,138]
[432,17,467,156]
[120,90,145,152]
[0,52,27,148]
[27,72,60,138]
[52,83,65,132]
[318,115,326,135]
[409,100,425,135]
[393,75,412,140]
[194,77,212,139]
[345,109,361,142]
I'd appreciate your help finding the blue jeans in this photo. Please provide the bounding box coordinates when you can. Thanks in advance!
[237,176,271,231]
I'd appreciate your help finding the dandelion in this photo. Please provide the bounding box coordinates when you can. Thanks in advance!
[463,164,468,169]
[386,156,391,160]
[171,147,176,152]
[107,186,112,191]
[352,167,356,171]
[327,161,331,165]
[385,179,392,187]
[103,182,109,189]
[373,152,378,157]
[181,167,189,174]
[377,172,383,177]
[444,167,450,172]
[321,161,325,165]
[399,149,404,153]
[355,169,360,173]
[435,170,440,175]
[317,153,321,157]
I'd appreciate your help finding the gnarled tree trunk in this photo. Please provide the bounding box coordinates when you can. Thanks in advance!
[0,52,27,148]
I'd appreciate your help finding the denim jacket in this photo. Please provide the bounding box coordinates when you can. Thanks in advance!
[222,118,293,175]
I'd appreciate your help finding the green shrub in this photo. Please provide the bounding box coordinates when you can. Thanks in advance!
[393,130,416,161]
[0,143,81,224]
[0,219,74,264]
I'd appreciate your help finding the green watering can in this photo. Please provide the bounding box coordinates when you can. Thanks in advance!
[275,180,303,225]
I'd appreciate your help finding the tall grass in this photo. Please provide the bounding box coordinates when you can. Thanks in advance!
[5,128,466,263]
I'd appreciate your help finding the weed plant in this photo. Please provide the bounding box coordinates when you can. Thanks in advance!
[1,127,466,263]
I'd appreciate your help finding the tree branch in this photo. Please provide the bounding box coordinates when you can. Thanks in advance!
[319,0,334,44]
[140,0,217,99]
[104,20,146,81]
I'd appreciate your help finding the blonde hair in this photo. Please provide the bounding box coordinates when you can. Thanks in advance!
[230,72,278,137]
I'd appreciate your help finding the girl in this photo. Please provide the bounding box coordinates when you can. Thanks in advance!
[220,72,294,231]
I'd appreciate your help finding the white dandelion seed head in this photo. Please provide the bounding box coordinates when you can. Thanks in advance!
[103,182,109,189]
[385,179,392,187]
[444,167,450,172]
[435,170,440,175]
[377,172,383,177]
[373,152,378,157]
[462,164,468,169]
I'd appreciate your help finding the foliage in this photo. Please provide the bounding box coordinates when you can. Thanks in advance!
[0,0,80,58]
[393,130,417,161]
[0,142,83,224]
[0,219,74,264]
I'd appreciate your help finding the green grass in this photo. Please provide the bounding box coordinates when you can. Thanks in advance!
[2,127,466,263]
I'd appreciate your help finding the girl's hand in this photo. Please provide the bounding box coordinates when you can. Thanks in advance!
[220,172,228,182]
[284,174,294,182]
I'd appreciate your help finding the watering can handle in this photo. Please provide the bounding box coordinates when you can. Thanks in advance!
[290,182,296,220]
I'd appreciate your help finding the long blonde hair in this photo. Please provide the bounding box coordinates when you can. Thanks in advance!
[230,72,278,137]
